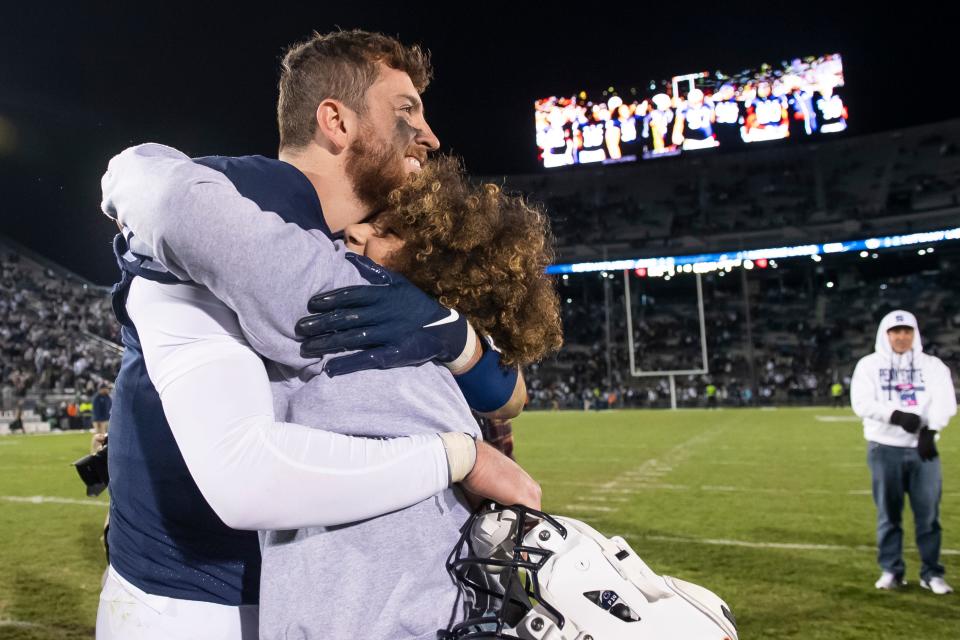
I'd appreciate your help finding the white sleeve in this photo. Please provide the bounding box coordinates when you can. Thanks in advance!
[850,357,893,423]
[125,277,450,531]
[926,360,957,431]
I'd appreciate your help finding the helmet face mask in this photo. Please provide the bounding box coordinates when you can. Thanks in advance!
[442,504,738,640]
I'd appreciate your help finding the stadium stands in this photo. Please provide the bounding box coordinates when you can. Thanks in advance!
[501,118,960,264]
[527,238,960,409]
[0,240,121,423]
[2,119,958,416]
[515,119,960,408]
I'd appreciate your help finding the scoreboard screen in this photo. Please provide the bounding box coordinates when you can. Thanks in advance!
[535,53,846,169]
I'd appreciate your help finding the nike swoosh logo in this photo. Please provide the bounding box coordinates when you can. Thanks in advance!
[424,309,459,328]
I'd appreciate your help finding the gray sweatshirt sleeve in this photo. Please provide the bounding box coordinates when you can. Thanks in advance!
[102,143,355,372]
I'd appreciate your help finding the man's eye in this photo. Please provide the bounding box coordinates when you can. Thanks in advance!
[399,105,414,114]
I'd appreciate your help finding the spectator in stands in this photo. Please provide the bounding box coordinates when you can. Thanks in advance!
[831,381,844,408]
[65,400,79,430]
[79,396,94,429]
[851,310,956,595]
[8,402,24,433]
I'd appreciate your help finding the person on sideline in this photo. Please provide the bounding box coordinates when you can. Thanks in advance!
[851,309,956,594]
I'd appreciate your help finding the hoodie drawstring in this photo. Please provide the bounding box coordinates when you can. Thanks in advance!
[888,355,894,402]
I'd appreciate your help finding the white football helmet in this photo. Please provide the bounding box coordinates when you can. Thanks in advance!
[442,505,738,640]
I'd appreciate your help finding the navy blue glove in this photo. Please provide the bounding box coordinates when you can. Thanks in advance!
[296,254,473,376]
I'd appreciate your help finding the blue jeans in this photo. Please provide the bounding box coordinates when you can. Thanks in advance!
[868,441,944,581]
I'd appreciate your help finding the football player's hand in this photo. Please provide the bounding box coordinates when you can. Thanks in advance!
[461,441,542,511]
[890,410,922,434]
[295,254,477,376]
[917,428,939,461]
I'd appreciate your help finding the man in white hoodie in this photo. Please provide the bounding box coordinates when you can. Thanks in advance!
[851,310,957,595]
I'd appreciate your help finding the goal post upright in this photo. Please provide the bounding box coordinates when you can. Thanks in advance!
[622,269,710,409]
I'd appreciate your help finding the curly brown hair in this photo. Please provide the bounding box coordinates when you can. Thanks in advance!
[375,157,563,367]
[278,29,432,150]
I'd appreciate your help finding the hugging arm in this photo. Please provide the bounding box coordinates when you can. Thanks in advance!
[104,143,523,415]
[103,144,539,522]
[124,277,458,530]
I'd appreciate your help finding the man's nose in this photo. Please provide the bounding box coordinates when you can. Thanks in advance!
[416,119,440,152]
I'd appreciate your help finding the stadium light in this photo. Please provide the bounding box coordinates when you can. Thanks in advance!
[545,226,960,277]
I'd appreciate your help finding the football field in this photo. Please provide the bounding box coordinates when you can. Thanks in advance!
[1,408,958,639]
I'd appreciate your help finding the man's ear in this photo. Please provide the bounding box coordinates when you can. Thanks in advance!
[315,98,353,151]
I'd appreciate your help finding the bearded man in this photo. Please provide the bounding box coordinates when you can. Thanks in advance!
[97,30,540,640]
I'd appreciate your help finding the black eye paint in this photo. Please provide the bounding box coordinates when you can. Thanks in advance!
[394,116,420,146]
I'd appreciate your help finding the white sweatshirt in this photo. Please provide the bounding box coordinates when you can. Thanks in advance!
[851,309,957,446]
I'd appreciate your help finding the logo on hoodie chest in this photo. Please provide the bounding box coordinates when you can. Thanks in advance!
[879,368,926,406]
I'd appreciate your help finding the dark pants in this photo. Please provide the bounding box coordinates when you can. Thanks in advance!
[868,441,944,581]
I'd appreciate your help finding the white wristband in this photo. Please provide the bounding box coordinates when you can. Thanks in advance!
[438,432,478,484]
[443,322,478,373]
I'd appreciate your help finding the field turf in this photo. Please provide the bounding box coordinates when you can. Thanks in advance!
[0,407,957,639]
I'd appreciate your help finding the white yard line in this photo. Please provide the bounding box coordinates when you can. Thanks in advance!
[588,495,630,503]
[595,429,724,492]
[814,415,861,422]
[0,619,45,628]
[643,534,960,556]
[1,495,108,508]
[0,430,75,437]
[563,504,616,512]
[559,482,960,498]
[0,619,72,638]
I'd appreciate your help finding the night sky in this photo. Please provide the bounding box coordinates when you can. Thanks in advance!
[0,3,953,285]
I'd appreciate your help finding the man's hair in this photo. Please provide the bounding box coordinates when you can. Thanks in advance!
[277,29,432,150]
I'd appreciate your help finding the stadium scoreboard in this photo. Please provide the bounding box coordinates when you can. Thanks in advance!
[536,53,847,169]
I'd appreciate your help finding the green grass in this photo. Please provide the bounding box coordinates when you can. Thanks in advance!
[515,408,960,640]
[0,433,109,640]
[0,408,957,639]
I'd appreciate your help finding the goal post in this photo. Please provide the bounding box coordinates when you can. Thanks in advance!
[622,270,709,409]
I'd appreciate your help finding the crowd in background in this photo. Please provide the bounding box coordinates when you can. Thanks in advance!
[511,118,959,262]
[2,119,959,415]
[526,243,960,409]
[1,248,120,415]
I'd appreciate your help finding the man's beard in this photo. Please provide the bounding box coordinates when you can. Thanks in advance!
[345,127,407,214]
